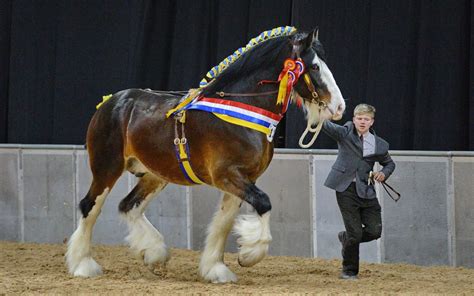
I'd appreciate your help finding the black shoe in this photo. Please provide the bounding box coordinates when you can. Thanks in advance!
[339,272,358,280]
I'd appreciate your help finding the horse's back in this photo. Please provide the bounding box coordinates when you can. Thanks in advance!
[86,89,180,166]
[88,88,181,134]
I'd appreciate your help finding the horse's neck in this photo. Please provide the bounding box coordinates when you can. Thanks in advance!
[220,67,283,114]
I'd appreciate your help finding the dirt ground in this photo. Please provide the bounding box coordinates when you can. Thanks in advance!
[1,241,473,295]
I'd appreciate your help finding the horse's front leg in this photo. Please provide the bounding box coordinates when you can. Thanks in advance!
[232,183,272,267]
[213,174,273,269]
[199,193,241,283]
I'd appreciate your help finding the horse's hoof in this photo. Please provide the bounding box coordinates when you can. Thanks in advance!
[139,246,170,267]
[201,262,237,283]
[147,263,168,276]
[237,242,269,267]
[72,257,103,277]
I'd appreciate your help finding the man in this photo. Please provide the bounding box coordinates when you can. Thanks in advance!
[322,103,395,280]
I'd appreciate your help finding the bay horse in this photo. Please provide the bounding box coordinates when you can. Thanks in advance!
[66,27,345,283]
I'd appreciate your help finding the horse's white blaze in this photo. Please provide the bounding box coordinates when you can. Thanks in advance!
[311,53,346,121]
[233,212,272,267]
[200,194,241,283]
[66,188,110,277]
[124,191,169,268]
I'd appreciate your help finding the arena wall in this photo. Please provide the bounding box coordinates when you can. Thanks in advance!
[0,145,473,268]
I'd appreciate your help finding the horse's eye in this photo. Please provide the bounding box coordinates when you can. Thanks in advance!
[311,64,320,71]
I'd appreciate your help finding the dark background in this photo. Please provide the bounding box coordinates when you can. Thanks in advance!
[1,0,472,150]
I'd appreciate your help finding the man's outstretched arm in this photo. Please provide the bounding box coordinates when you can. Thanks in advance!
[321,120,350,142]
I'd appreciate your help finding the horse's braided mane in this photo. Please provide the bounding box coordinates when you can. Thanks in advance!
[200,27,297,95]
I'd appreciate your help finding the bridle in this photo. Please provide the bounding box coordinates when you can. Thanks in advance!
[297,71,330,148]
[292,44,331,148]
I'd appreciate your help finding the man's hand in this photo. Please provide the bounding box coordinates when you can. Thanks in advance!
[373,171,386,182]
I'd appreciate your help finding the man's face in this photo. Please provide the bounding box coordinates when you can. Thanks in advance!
[353,113,374,134]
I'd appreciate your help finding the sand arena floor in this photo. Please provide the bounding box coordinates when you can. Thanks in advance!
[1,241,473,294]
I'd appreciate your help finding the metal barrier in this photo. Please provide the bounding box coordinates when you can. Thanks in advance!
[1,145,473,268]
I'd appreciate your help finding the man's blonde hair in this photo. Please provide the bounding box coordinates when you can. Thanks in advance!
[354,104,376,118]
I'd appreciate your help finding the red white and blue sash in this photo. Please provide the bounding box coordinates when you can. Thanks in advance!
[184,97,283,141]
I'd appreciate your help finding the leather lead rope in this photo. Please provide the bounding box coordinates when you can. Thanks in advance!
[381,182,401,202]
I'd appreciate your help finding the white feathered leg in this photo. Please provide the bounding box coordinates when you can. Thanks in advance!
[199,193,241,283]
[123,183,169,271]
[233,211,272,267]
[66,188,110,277]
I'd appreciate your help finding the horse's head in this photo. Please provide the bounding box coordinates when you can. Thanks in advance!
[291,29,345,126]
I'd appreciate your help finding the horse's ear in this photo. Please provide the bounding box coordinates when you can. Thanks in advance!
[305,27,319,48]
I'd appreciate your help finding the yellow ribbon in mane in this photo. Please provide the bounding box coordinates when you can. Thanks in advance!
[165,88,201,119]
[96,94,113,109]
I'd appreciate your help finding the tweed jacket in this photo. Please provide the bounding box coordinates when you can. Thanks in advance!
[322,120,396,199]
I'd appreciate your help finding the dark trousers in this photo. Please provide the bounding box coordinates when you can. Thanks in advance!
[336,182,382,275]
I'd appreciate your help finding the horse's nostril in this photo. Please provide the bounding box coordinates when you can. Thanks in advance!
[337,103,345,114]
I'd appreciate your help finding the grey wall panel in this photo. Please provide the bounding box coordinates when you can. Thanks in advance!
[257,155,312,257]
[313,156,379,263]
[382,158,449,266]
[0,149,20,241]
[191,185,241,253]
[75,151,92,226]
[453,159,474,268]
[22,150,75,243]
[1,146,473,269]
[145,184,188,249]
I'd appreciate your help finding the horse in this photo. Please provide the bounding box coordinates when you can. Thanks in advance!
[65,27,345,283]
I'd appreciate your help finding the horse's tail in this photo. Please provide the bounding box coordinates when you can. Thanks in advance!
[85,90,134,180]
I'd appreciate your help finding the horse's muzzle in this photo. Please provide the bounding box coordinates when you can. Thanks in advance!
[331,102,345,120]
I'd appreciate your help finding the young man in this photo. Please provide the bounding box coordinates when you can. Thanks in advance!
[322,103,395,280]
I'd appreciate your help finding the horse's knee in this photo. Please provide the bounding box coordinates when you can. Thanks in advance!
[244,184,271,216]
[118,186,142,214]
[119,175,166,214]
[79,185,109,218]
[79,193,96,218]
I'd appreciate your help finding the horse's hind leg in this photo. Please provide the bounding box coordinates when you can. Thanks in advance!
[66,176,121,277]
[199,193,242,283]
[118,173,169,272]
[66,111,125,277]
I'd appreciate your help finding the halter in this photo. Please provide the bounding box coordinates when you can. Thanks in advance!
[290,44,330,148]
[297,72,329,148]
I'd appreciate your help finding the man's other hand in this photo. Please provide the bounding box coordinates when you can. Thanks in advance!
[373,171,385,182]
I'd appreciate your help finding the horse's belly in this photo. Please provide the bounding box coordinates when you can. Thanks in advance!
[126,116,198,185]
